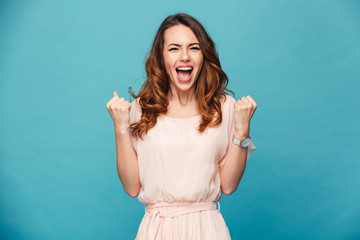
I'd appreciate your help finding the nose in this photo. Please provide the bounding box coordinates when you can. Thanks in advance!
[179,48,190,62]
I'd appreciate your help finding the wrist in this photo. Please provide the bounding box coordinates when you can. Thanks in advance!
[114,124,130,135]
[233,131,249,140]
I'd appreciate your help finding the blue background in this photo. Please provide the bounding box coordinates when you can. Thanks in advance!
[1,0,359,239]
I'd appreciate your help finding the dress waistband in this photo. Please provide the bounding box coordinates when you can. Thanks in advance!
[145,201,220,217]
[143,201,220,239]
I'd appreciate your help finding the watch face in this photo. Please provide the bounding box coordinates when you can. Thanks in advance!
[241,138,251,147]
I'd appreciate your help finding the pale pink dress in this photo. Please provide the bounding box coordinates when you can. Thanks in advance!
[129,94,256,240]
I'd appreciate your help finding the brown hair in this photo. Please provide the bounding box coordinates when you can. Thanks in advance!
[129,13,234,140]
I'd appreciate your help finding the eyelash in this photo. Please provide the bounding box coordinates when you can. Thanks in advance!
[169,47,200,51]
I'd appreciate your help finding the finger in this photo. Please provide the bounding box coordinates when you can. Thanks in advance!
[245,95,254,101]
[245,95,257,109]
[106,94,120,108]
[234,101,244,110]
[237,97,248,106]
[240,97,252,106]
[111,98,128,110]
[115,97,125,104]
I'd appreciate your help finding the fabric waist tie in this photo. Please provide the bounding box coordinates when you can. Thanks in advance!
[143,201,220,240]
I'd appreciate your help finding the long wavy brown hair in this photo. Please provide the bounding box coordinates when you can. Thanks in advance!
[129,13,234,140]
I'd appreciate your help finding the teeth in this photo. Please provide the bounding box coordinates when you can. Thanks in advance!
[176,67,193,71]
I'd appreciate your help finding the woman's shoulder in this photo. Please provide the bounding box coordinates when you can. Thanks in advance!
[131,97,141,109]
[220,94,236,107]
[130,97,142,116]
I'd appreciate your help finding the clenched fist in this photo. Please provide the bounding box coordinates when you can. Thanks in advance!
[106,91,132,132]
[234,95,257,137]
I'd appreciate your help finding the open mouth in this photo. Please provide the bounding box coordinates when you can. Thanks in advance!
[176,66,193,82]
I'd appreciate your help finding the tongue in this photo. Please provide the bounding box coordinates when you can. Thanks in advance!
[178,70,191,80]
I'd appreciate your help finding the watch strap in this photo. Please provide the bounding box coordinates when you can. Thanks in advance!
[232,135,251,148]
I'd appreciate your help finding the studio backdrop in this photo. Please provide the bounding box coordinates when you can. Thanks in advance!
[0,0,359,239]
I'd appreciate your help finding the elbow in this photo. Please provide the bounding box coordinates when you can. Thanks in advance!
[222,189,234,195]
[221,185,237,195]
[125,188,140,198]
[118,172,141,198]
[123,182,141,198]
[127,192,139,198]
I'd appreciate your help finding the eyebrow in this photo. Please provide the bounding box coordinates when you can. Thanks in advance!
[167,43,200,47]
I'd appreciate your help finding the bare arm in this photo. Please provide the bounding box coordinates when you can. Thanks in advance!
[219,132,248,195]
[107,91,141,197]
[220,95,257,195]
[114,126,141,197]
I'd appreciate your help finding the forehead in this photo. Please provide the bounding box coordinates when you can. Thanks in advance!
[163,24,199,45]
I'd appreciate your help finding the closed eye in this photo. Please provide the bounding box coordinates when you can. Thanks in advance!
[169,48,178,51]
[191,47,200,50]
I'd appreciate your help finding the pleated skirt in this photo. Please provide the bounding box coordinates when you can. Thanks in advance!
[134,201,231,240]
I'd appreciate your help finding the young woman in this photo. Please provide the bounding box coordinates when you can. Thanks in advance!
[106,13,257,240]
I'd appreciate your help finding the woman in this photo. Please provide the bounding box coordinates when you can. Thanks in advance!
[106,13,257,240]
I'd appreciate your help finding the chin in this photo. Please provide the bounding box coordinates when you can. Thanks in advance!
[174,78,197,92]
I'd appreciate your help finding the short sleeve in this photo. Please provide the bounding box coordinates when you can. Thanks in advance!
[129,98,141,153]
[218,95,256,166]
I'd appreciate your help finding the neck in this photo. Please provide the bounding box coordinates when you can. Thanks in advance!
[168,87,196,106]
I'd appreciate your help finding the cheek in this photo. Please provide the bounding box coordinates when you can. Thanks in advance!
[198,57,204,67]
[165,58,177,74]
[163,56,171,73]
[193,53,204,66]
[163,60,175,79]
